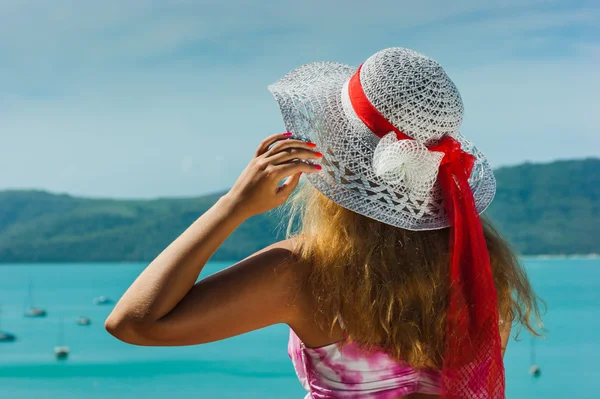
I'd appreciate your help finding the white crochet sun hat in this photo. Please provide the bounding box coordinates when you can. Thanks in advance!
[268,47,496,231]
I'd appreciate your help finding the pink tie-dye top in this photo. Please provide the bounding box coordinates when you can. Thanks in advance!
[288,329,442,399]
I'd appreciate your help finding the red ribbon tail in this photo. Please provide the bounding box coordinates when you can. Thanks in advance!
[439,162,505,399]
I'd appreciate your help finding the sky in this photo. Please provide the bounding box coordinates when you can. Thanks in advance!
[1,0,598,198]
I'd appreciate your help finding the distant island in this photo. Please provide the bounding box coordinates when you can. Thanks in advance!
[0,158,598,262]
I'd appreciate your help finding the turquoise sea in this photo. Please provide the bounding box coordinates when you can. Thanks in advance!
[0,259,598,399]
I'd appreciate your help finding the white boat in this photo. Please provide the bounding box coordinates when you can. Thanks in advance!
[24,280,47,318]
[92,296,113,305]
[0,306,16,342]
[76,317,91,326]
[24,307,47,318]
[54,318,69,360]
[54,346,69,359]
[0,332,16,342]
[529,337,541,377]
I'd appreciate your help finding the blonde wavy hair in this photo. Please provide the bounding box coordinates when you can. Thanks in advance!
[287,185,543,369]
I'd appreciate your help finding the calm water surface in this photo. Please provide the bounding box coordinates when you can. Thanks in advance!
[0,259,598,398]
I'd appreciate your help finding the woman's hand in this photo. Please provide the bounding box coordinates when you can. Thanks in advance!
[225,132,322,218]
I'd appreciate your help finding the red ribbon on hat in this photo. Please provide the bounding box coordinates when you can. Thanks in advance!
[348,65,505,399]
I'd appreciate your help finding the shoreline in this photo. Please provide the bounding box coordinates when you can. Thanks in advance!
[521,253,599,260]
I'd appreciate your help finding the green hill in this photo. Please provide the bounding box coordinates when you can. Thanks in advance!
[486,158,599,255]
[0,158,598,262]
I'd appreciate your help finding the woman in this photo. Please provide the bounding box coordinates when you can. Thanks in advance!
[106,48,541,399]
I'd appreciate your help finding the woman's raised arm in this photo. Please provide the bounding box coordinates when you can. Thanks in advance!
[105,133,320,345]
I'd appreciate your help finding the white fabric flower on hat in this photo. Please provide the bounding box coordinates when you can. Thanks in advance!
[372,132,445,199]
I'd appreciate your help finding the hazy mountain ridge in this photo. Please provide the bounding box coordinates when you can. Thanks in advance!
[1,158,598,262]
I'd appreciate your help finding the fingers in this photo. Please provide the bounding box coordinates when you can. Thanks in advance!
[264,138,316,157]
[276,172,302,196]
[255,132,293,157]
[272,162,321,180]
[268,148,322,165]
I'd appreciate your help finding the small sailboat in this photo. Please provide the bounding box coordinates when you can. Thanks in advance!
[24,280,47,318]
[529,336,541,377]
[25,308,46,317]
[76,316,91,326]
[0,331,16,342]
[54,346,69,359]
[0,306,16,342]
[54,317,69,360]
[92,296,113,305]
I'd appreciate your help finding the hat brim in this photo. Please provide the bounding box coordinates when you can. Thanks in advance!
[268,62,496,231]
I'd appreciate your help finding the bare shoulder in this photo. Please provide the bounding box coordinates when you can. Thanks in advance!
[224,237,313,328]
[251,237,305,266]
[248,237,310,290]
[264,239,344,347]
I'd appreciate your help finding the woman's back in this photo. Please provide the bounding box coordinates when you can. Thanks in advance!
[283,225,516,399]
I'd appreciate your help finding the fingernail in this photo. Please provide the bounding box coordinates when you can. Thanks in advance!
[315,152,323,158]
[298,172,303,176]
[314,164,322,170]
[283,132,293,137]
[306,142,317,148]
